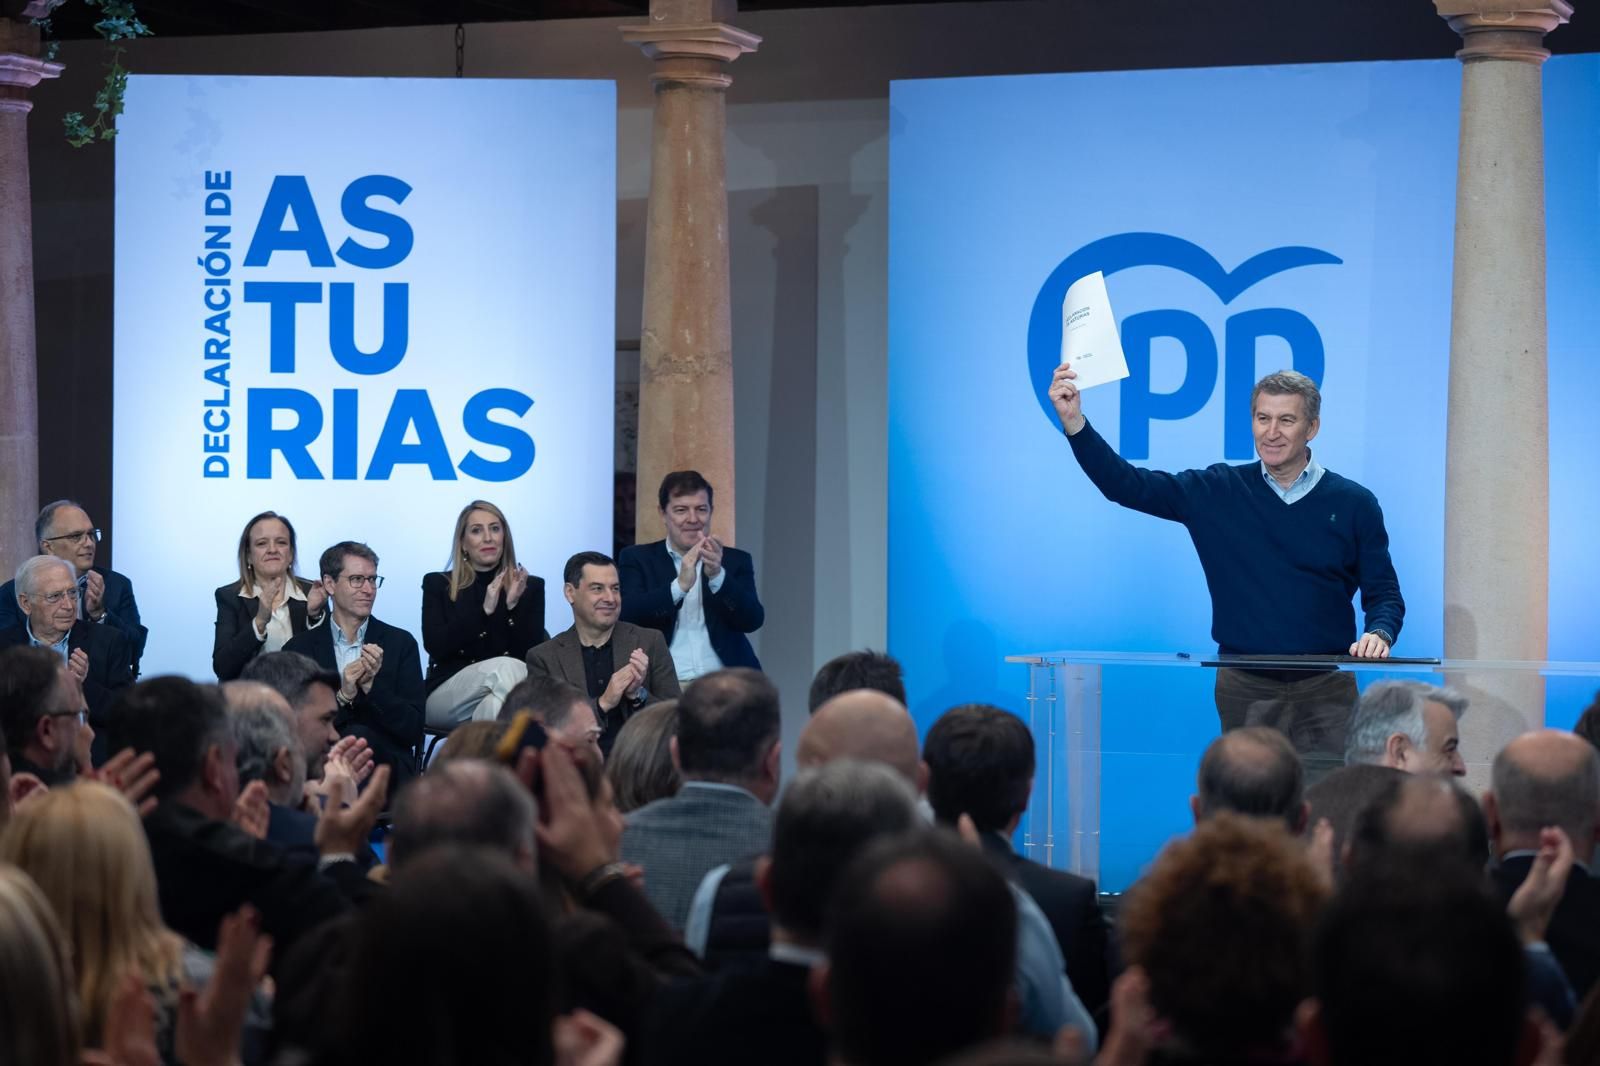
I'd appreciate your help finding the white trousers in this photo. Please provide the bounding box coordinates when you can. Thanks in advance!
[424,656,528,729]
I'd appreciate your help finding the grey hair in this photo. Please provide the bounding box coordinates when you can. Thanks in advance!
[1346,681,1467,765]
[388,760,538,872]
[1492,738,1600,846]
[14,555,75,602]
[34,500,84,546]
[222,681,303,802]
[1251,370,1321,423]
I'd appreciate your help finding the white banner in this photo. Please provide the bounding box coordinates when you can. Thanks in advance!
[114,75,616,678]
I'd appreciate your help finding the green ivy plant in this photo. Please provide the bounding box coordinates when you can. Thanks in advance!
[34,0,152,147]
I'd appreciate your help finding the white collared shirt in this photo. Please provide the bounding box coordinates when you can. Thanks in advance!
[241,578,319,653]
[665,542,727,684]
[1260,452,1325,504]
[332,616,371,676]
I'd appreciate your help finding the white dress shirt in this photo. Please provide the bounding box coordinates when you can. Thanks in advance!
[665,542,726,684]
[241,578,319,653]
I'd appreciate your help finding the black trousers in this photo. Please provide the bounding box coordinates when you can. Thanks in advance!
[1213,667,1359,784]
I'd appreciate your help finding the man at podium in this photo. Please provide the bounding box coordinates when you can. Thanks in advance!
[1048,365,1403,774]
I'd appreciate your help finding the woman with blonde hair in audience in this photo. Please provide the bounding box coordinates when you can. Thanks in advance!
[606,700,681,814]
[0,782,270,1064]
[421,500,546,729]
[0,863,81,1066]
[214,511,327,681]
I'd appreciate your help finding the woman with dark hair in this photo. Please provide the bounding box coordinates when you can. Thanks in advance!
[421,500,546,728]
[213,511,326,680]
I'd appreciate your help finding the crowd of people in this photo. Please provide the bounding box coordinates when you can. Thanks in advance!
[3,472,1600,1064]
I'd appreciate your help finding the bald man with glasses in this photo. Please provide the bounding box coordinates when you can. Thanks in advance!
[0,500,147,674]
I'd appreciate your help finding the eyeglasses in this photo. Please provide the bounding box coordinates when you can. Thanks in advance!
[34,588,80,607]
[42,528,101,546]
[47,709,88,726]
[341,574,384,589]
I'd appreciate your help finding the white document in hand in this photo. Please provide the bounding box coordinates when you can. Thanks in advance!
[1060,270,1129,390]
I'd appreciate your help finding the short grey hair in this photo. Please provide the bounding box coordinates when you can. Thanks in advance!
[389,760,538,872]
[1346,681,1467,766]
[34,500,84,546]
[1492,738,1600,848]
[223,682,303,802]
[1251,370,1321,424]
[14,555,74,602]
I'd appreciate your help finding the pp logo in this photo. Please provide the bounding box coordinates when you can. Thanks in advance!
[1027,233,1340,460]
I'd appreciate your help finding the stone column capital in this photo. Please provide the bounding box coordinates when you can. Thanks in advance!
[1435,0,1573,63]
[0,16,63,113]
[621,21,761,88]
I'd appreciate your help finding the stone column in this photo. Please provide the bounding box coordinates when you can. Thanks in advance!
[1436,0,1567,768]
[623,1,759,545]
[0,5,62,579]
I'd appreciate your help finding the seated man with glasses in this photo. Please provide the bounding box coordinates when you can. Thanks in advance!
[0,645,93,790]
[0,555,132,763]
[284,541,424,786]
[0,500,148,675]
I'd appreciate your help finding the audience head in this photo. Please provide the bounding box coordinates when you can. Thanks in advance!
[14,555,80,644]
[0,645,86,780]
[800,690,923,789]
[1486,728,1600,863]
[0,782,180,1049]
[606,700,681,813]
[333,846,557,1066]
[765,759,921,944]
[819,831,1017,1066]
[1303,861,1532,1066]
[105,676,238,818]
[922,704,1032,833]
[235,510,301,593]
[1304,763,1406,877]
[1344,773,1489,877]
[675,668,782,803]
[318,541,381,622]
[388,759,538,872]
[35,500,99,577]
[1345,680,1467,777]
[807,649,907,713]
[0,865,81,1066]
[1121,812,1329,1060]
[1193,726,1308,833]
[657,470,714,552]
[433,720,508,765]
[239,650,341,780]
[1573,690,1600,755]
[447,499,518,593]
[501,675,602,763]
[562,551,620,634]
[223,680,304,806]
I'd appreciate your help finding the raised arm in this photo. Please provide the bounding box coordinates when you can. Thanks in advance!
[1352,492,1404,656]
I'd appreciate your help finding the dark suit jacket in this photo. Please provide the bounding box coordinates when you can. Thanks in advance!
[143,800,369,976]
[0,619,132,763]
[282,615,424,786]
[1493,855,1600,1000]
[420,568,547,692]
[982,831,1114,1022]
[526,622,682,752]
[643,956,824,1066]
[617,540,764,671]
[0,566,147,674]
[212,579,320,681]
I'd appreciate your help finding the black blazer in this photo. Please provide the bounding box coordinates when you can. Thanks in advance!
[282,615,425,786]
[212,579,320,681]
[0,566,147,674]
[617,540,764,671]
[1493,856,1600,1001]
[0,619,132,763]
[642,956,824,1066]
[982,831,1114,1023]
[420,568,547,693]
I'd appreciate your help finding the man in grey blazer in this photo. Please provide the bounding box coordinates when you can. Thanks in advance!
[526,551,681,756]
[621,667,780,932]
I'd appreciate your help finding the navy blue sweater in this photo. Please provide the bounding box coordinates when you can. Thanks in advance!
[1067,420,1404,655]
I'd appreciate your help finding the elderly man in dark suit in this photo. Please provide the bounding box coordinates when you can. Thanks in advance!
[283,541,424,787]
[618,470,764,683]
[0,500,147,674]
[0,554,132,762]
[527,551,680,756]
[621,668,780,932]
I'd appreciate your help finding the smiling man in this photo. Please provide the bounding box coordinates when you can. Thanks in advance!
[0,500,148,674]
[526,551,680,755]
[1050,366,1404,774]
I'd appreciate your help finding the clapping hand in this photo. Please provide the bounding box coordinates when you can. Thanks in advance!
[600,650,649,712]
[698,537,724,581]
[504,565,529,610]
[315,764,390,857]
[68,647,90,683]
[232,781,271,840]
[484,568,507,614]
[175,906,273,1066]
[326,734,374,784]
[84,569,107,621]
[306,581,327,621]
[253,574,286,627]
[92,749,161,816]
[357,643,383,693]
[676,541,703,593]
